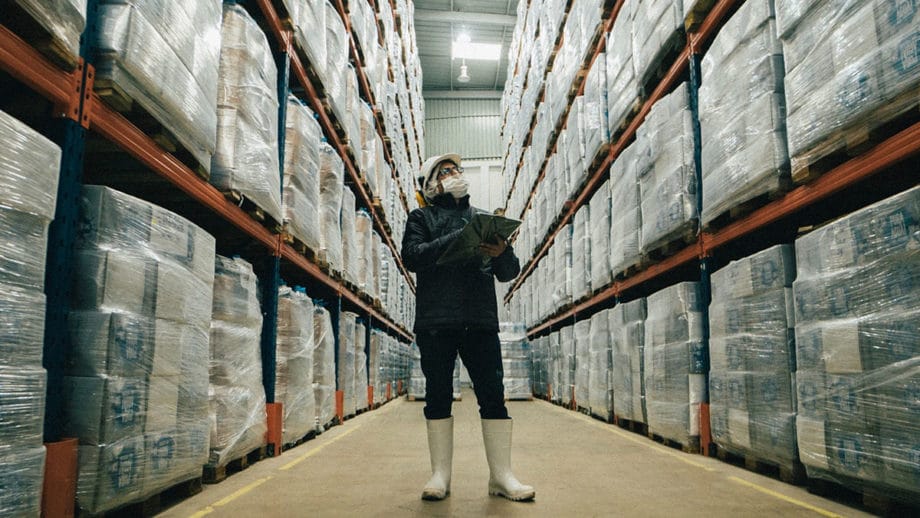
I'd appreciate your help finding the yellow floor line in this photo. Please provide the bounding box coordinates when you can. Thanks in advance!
[279,426,361,471]
[188,477,272,518]
[728,476,842,518]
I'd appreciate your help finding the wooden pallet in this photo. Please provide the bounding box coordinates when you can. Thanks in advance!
[613,259,646,282]
[1,2,80,70]
[591,411,615,424]
[281,229,326,268]
[701,179,792,232]
[648,431,701,454]
[614,415,648,436]
[715,445,806,485]
[791,84,920,185]
[806,475,920,516]
[77,475,203,518]
[406,395,424,401]
[283,429,318,451]
[203,445,268,484]
[610,96,643,142]
[638,29,688,99]
[684,0,719,32]
[641,226,698,264]
[222,190,283,234]
[94,78,210,181]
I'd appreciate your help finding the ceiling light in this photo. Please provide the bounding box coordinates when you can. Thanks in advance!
[457,32,471,44]
[457,63,470,83]
[452,41,502,61]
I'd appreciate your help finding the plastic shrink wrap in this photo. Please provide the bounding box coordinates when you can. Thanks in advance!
[209,256,266,466]
[408,344,425,400]
[611,298,648,423]
[572,207,591,301]
[560,326,575,406]
[371,232,382,303]
[792,185,920,503]
[574,319,591,409]
[338,312,357,416]
[700,0,789,226]
[293,0,326,81]
[277,286,315,444]
[340,189,358,285]
[12,0,86,62]
[325,1,348,120]
[632,0,684,87]
[588,310,612,420]
[313,306,336,429]
[355,210,373,295]
[354,320,368,412]
[583,52,609,163]
[68,186,214,514]
[319,143,344,270]
[564,98,587,197]
[609,140,643,277]
[710,245,797,468]
[211,4,282,223]
[369,330,384,405]
[590,180,612,289]
[0,110,61,291]
[283,96,323,252]
[776,0,920,175]
[500,323,533,400]
[644,282,707,447]
[0,446,46,516]
[606,0,639,135]
[93,0,220,174]
[638,82,698,254]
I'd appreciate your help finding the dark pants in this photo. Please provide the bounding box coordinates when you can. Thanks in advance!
[416,328,509,420]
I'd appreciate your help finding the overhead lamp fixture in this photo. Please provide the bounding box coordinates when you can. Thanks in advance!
[452,40,502,61]
[457,59,471,83]
[457,32,471,44]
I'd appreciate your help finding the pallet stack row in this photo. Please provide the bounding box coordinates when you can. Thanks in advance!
[502,0,919,507]
[1,0,424,514]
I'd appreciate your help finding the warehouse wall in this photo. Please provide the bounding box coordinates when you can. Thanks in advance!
[423,98,502,160]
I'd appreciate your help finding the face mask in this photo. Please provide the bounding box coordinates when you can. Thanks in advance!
[439,175,469,199]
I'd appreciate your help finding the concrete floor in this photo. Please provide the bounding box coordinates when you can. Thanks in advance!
[159,390,872,517]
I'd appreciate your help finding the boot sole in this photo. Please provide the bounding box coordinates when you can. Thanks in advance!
[489,489,535,502]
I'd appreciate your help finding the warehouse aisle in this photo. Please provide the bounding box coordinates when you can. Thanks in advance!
[159,391,868,518]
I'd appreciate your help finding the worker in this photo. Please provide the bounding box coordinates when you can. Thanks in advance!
[401,152,535,502]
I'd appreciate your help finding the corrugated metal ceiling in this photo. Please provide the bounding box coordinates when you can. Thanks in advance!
[412,0,519,92]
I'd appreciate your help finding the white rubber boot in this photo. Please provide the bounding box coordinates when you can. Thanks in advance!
[421,417,453,500]
[481,419,535,501]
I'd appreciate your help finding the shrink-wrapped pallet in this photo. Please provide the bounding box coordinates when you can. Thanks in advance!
[574,319,591,409]
[283,96,323,252]
[572,207,591,301]
[560,326,575,406]
[606,0,639,135]
[325,1,348,118]
[777,0,920,178]
[371,232,382,303]
[12,0,86,63]
[609,140,643,278]
[632,0,684,88]
[590,180,612,289]
[710,244,797,468]
[209,256,266,466]
[583,52,609,163]
[313,306,336,429]
[68,186,213,514]
[500,323,533,400]
[355,321,369,411]
[355,210,373,295]
[793,186,920,503]
[293,0,326,78]
[700,0,789,226]
[341,189,358,284]
[611,298,647,423]
[0,367,47,452]
[319,143,344,270]
[338,312,357,416]
[564,99,587,196]
[212,4,282,222]
[369,330,384,405]
[277,287,315,444]
[644,282,707,447]
[93,0,221,174]
[638,82,698,254]
[0,446,46,516]
[588,310,612,419]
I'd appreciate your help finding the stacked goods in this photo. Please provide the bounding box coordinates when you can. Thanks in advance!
[283,97,323,252]
[609,140,642,277]
[67,186,215,514]
[560,326,575,406]
[408,344,425,400]
[574,320,591,409]
[644,282,707,448]
[606,0,639,135]
[11,0,86,62]
[633,0,684,88]
[710,245,797,469]
[277,287,316,444]
[324,2,348,121]
[292,0,326,77]
[369,330,384,405]
[355,320,368,413]
[319,142,344,270]
[499,323,533,400]
[590,180,612,289]
[583,52,609,163]
[793,186,920,504]
[611,298,648,424]
[530,336,548,398]
[355,211,373,295]
[313,306,336,429]
[776,0,920,178]
[208,256,266,467]
[700,0,789,226]
[337,311,357,416]
[572,207,591,301]
[588,310,612,420]
[341,189,358,284]
[564,98,587,198]
[370,232,382,303]
[0,110,61,516]
[212,4,282,222]
[638,82,698,254]
[92,0,221,174]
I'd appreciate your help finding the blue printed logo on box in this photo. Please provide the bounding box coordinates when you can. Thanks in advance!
[108,447,139,491]
[837,72,875,110]
[835,435,866,472]
[894,31,920,74]
[150,436,176,471]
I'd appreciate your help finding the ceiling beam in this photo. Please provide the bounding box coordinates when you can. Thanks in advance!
[423,90,504,99]
[414,9,517,27]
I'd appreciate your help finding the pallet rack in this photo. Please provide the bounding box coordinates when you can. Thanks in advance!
[1,0,419,513]
[500,0,920,455]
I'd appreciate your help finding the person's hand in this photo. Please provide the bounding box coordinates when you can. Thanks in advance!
[479,237,507,258]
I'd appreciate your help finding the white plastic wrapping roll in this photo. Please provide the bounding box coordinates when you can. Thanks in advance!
[12,0,86,62]
[319,143,345,270]
[209,256,266,467]
[93,0,221,173]
[277,286,315,444]
[212,3,282,223]
[313,306,336,429]
[283,96,323,252]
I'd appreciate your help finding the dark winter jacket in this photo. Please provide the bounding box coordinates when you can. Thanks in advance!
[401,194,521,332]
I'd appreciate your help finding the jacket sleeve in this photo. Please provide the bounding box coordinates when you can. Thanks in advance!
[491,243,521,283]
[401,209,462,272]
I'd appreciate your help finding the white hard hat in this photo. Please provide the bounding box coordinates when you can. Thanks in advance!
[418,152,462,192]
